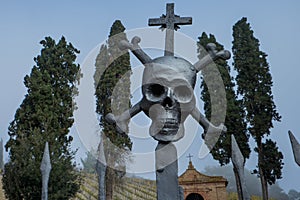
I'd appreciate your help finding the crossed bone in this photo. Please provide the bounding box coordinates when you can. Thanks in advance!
[106,36,230,141]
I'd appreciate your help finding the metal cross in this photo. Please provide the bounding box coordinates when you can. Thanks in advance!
[187,153,193,162]
[148,3,192,56]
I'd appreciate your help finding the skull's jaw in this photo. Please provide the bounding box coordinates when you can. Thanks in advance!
[150,122,184,142]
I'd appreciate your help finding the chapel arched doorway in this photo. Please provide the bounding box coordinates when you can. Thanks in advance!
[186,193,204,200]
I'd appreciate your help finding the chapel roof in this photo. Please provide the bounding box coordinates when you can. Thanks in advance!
[178,161,228,185]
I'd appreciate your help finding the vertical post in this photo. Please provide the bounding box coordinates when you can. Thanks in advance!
[96,134,107,200]
[165,28,175,56]
[155,142,182,200]
[231,135,250,200]
[40,142,52,200]
[164,4,175,56]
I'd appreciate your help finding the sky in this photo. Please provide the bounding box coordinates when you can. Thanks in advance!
[1,0,300,193]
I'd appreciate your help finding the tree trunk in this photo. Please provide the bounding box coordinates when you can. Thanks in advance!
[259,163,268,200]
[233,166,243,200]
[257,140,268,200]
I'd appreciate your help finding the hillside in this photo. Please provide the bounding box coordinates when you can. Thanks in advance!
[72,173,157,200]
[0,173,156,200]
[73,174,272,200]
[0,173,277,200]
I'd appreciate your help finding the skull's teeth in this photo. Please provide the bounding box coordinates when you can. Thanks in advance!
[158,118,178,124]
[165,119,177,124]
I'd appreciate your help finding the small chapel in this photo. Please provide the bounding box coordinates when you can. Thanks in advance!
[178,158,228,200]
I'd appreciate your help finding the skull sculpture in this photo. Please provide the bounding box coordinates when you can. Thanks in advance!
[105,36,230,143]
[140,56,196,142]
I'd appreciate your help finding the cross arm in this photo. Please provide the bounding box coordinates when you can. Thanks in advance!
[148,18,166,26]
[174,17,192,26]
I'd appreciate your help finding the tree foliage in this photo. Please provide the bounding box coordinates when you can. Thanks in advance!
[253,139,284,185]
[198,32,250,166]
[95,20,132,150]
[232,17,284,200]
[198,33,250,199]
[94,20,132,200]
[3,36,81,199]
[232,17,281,139]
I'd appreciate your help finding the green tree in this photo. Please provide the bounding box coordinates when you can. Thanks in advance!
[232,17,283,200]
[198,32,250,199]
[81,149,97,174]
[3,36,81,200]
[94,20,132,200]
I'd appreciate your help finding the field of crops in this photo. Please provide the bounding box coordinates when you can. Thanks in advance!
[0,173,156,200]
[73,173,157,200]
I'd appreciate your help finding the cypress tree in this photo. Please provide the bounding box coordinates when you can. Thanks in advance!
[198,32,250,199]
[3,36,81,199]
[94,20,132,200]
[232,17,283,200]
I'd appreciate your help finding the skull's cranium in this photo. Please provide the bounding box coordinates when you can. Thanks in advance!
[140,56,196,142]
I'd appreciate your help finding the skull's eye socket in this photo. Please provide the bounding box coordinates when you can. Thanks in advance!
[174,85,193,103]
[145,84,166,101]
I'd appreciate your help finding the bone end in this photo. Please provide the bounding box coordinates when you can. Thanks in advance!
[118,40,133,51]
[206,43,217,52]
[131,36,141,45]
[217,50,231,60]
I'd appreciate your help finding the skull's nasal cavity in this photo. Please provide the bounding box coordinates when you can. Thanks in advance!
[163,96,174,108]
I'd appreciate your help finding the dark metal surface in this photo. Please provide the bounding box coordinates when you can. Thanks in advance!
[40,142,52,200]
[231,135,250,200]
[289,130,300,166]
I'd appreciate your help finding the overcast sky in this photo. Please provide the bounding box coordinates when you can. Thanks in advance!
[1,0,299,193]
